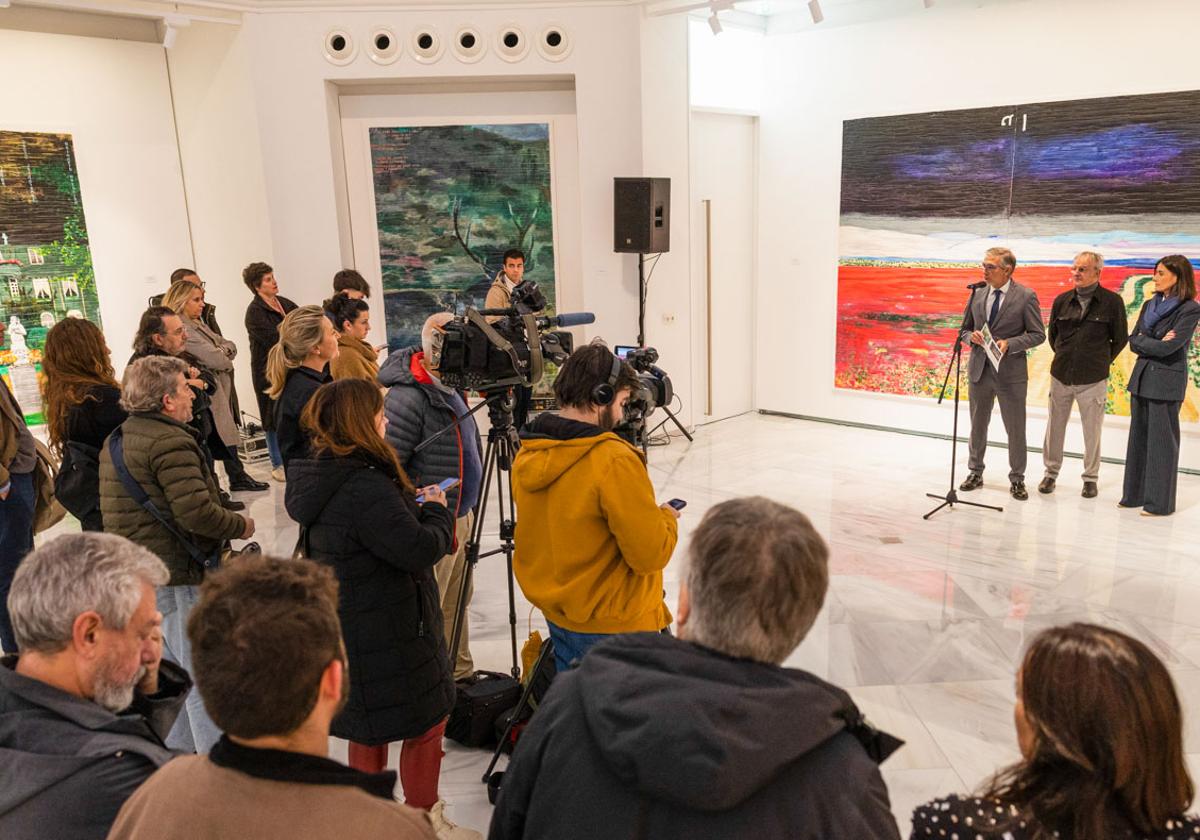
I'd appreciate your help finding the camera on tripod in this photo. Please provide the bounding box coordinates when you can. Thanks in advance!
[435,280,594,392]
[614,346,674,448]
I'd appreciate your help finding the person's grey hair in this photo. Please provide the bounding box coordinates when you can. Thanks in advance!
[120,355,187,414]
[684,497,830,664]
[8,533,168,654]
[986,247,1017,272]
[1077,250,1105,272]
[421,312,455,360]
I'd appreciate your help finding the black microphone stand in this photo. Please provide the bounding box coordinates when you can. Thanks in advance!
[923,286,1004,520]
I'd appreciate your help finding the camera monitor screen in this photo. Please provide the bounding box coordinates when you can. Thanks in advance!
[614,345,638,360]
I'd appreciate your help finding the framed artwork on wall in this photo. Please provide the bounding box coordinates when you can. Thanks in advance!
[836,89,1200,422]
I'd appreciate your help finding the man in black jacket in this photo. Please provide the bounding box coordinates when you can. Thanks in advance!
[1039,251,1129,498]
[0,532,190,840]
[489,497,902,840]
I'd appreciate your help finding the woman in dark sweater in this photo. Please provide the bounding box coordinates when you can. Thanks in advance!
[40,317,125,531]
[242,261,297,481]
[911,623,1198,840]
[284,379,464,830]
[266,305,338,470]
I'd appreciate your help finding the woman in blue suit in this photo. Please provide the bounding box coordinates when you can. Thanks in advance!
[1120,254,1200,516]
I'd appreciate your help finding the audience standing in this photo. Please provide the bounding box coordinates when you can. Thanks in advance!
[1121,255,1200,517]
[911,623,1199,839]
[107,555,437,840]
[0,533,189,840]
[490,497,903,840]
[512,342,679,671]
[284,379,477,839]
[243,262,298,481]
[100,355,253,753]
[0,376,37,654]
[327,293,380,382]
[268,305,338,469]
[39,318,125,531]
[333,268,371,300]
[379,313,484,680]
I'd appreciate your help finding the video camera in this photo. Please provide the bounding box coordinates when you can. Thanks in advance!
[614,346,674,448]
[436,280,594,391]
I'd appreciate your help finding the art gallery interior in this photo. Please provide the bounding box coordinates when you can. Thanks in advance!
[3,0,1200,836]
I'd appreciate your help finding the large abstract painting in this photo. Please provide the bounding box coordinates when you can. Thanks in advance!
[369,123,556,351]
[836,90,1200,421]
[0,130,100,425]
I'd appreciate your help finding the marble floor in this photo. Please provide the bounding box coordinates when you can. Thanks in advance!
[62,412,1200,837]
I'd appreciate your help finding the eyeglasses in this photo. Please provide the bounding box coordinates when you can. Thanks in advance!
[981,263,1002,271]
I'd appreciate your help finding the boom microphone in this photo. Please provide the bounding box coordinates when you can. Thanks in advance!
[541,312,595,328]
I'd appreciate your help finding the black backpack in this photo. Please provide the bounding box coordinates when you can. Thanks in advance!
[54,440,101,521]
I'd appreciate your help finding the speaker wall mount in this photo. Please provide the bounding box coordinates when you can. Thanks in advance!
[495,24,530,62]
[323,29,356,66]
[367,26,400,65]
[537,25,571,61]
[411,27,445,63]
[453,26,486,63]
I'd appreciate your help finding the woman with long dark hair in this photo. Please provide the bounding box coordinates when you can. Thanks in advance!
[40,317,124,530]
[911,623,1198,839]
[284,379,473,837]
[243,262,297,482]
[1120,255,1200,516]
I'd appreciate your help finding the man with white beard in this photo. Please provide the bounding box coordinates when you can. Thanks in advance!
[0,532,190,840]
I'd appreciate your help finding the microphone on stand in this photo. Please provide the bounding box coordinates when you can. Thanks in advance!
[966,281,987,289]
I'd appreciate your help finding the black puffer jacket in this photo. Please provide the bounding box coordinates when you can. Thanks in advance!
[489,633,903,840]
[275,366,331,468]
[285,452,456,744]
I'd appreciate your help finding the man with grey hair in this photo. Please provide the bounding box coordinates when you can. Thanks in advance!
[0,532,190,840]
[377,313,483,680]
[1039,251,1128,498]
[100,355,252,754]
[490,497,902,840]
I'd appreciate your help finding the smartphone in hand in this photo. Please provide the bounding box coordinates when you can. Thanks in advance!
[416,477,461,504]
[667,498,687,511]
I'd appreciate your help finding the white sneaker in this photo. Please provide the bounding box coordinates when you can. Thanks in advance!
[428,800,482,840]
[271,467,286,482]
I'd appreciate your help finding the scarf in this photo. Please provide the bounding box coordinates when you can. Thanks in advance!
[1143,292,1182,332]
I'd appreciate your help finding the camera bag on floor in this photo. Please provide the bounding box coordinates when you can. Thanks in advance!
[493,635,558,754]
[446,671,521,748]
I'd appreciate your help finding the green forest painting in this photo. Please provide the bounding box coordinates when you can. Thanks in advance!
[0,131,100,424]
[369,123,556,349]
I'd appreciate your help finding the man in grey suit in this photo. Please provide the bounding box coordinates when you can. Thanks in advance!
[958,248,1047,500]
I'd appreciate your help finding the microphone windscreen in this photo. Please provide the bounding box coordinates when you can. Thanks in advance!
[553,312,596,327]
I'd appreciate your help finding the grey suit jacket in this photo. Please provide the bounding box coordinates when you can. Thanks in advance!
[1127,298,1200,402]
[961,280,1046,384]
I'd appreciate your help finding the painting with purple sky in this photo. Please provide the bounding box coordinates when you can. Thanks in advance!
[837,89,1200,421]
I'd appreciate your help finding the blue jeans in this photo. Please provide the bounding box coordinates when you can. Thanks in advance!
[265,430,282,469]
[157,586,221,752]
[0,472,36,653]
[546,621,616,672]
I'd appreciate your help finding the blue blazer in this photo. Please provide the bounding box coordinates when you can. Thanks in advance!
[1127,297,1200,402]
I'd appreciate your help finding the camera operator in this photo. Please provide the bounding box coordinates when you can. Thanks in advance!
[486,249,534,429]
[513,341,680,672]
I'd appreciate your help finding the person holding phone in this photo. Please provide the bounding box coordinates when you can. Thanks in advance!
[283,379,478,838]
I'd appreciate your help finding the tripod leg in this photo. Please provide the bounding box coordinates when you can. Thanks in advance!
[482,639,553,784]
[496,436,521,679]
[448,437,497,669]
[661,405,693,441]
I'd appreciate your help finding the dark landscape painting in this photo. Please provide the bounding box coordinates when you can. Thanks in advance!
[837,89,1200,421]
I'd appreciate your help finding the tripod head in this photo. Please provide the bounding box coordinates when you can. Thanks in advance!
[482,389,522,468]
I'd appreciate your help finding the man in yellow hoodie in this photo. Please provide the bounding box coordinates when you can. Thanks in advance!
[512,342,680,671]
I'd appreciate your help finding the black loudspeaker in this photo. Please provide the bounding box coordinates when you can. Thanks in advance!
[614,177,670,254]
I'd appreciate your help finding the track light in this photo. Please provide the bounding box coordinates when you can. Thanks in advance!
[808,0,824,24]
[708,12,723,34]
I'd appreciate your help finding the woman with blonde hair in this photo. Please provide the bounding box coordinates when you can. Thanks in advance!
[163,280,266,493]
[40,317,124,530]
[267,304,339,468]
[285,378,472,838]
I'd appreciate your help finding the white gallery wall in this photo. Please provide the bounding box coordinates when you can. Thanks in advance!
[755,0,1200,470]
[0,26,192,373]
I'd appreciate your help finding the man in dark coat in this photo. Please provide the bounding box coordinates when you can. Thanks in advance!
[0,532,190,840]
[489,497,903,840]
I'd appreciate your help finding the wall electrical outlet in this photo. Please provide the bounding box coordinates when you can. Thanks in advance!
[662,313,677,324]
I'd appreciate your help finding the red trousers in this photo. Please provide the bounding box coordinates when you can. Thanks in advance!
[347,718,447,810]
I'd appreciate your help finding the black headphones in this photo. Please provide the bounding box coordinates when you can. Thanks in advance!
[591,351,624,406]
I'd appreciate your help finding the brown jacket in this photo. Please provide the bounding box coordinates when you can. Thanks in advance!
[108,743,437,840]
[331,334,380,382]
[484,273,513,323]
[0,380,28,488]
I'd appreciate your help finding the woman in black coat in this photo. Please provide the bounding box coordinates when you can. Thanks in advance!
[266,306,338,469]
[242,262,297,480]
[284,379,457,813]
[1120,255,1200,517]
[40,318,125,531]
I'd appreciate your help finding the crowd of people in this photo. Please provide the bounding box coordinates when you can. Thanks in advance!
[0,251,1198,840]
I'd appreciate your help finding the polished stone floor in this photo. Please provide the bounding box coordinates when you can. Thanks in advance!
[66,412,1200,836]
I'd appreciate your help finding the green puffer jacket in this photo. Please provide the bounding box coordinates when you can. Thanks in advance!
[99,413,246,586]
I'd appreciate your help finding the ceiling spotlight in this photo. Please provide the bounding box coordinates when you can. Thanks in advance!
[808,0,824,24]
[708,12,723,34]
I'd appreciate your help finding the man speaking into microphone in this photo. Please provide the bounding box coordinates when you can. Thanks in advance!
[958,247,1046,500]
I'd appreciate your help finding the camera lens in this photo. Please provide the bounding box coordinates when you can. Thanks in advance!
[331,35,347,52]
[418,33,434,50]
[460,32,476,49]
[503,31,519,49]
[546,31,562,47]
[375,34,390,50]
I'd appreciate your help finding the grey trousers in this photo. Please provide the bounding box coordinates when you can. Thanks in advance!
[1121,395,1182,515]
[433,511,475,681]
[1042,376,1108,482]
[968,369,1028,482]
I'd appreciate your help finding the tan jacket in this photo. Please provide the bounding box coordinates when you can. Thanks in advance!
[108,754,436,840]
[484,273,513,324]
[331,334,380,382]
[0,380,26,488]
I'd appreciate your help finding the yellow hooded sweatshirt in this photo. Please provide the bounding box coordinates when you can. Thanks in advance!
[512,415,678,634]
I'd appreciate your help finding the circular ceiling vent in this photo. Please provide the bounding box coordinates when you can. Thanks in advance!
[537,25,571,61]
[367,27,400,65]
[411,27,444,63]
[323,29,356,66]
[453,26,486,63]
[495,24,530,62]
